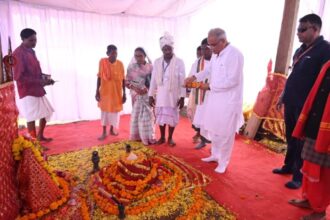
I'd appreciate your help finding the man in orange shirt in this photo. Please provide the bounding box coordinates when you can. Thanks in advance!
[95,45,126,140]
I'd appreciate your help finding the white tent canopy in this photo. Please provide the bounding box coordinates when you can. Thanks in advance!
[17,0,212,17]
[0,0,329,122]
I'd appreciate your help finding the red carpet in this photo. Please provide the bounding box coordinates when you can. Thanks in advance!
[38,115,308,220]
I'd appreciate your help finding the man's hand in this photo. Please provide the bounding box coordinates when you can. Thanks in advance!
[95,92,100,102]
[199,82,210,90]
[276,97,283,111]
[136,87,148,95]
[122,94,127,103]
[149,96,155,107]
[184,76,196,86]
[42,78,55,86]
[177,97,184,109]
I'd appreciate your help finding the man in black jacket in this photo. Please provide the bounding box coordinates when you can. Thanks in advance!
[273,13,330,189]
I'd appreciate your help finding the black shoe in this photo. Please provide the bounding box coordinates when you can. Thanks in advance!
[194,142,206,149]
[285,181,301,189]
[272,168,292,175]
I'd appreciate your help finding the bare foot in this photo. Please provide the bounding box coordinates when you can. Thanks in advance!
[37,136,53,142]
[301,211,325,220]
[288,199,311,209]
[110,130,119,136]
[168,139,176,147]
[98,133,107,141]
[156,138,165,145]
[110,127,119,136]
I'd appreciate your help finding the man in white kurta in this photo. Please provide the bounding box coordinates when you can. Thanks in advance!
[188,38,212,149]
[186,28,244,173]
[148,32,186,146]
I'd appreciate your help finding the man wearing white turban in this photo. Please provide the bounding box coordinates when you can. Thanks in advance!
[148,32,186,146]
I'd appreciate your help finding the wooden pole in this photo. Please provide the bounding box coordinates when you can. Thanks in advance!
[243,0,300,139]
[274,0,300,74]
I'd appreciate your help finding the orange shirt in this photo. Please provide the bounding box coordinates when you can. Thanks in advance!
[98,58,125,112]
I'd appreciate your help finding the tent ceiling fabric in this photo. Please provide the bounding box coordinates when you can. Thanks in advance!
[17,0,212,17]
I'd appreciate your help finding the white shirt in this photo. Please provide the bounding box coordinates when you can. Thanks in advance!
[194,44,244,136]
[149,56,186,108]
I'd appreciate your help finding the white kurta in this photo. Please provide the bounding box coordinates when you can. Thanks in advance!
[190,59,210,128]
[194,44,244,136]
[194,44,244,173]
[148,56,186,108]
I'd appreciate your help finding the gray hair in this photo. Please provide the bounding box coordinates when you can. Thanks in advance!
[208,28,226,40]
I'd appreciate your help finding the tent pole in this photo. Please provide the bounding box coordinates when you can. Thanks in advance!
[243,0,300,139]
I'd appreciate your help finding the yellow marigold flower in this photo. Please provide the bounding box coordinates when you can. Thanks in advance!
[27,213,37,219]
[50,202,59,210]
[36,210,44,217]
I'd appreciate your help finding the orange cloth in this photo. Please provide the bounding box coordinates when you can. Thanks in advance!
[302,160,330,212]
[293,60,330,154]
[98,58,125,112]
[252,73,287,140]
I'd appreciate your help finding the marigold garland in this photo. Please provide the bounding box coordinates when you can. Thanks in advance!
[46,141,236,219]
[80,197,91,220]
[17,177,70,220]
[12,136,59,185]
[12,136,71,220]
[91,151,186,216]
[176,187,204,220]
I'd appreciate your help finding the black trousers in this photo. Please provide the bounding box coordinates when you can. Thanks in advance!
[283,104,304,182]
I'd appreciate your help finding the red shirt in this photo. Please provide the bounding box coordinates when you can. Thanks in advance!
[13,44,46,98]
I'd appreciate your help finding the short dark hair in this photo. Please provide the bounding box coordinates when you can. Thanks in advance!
[299,13,322,29]
[20,28,36,40]
[107,45,117,53]
[197,46,201,51]
[201,38,208,46]
[135,47,146,56]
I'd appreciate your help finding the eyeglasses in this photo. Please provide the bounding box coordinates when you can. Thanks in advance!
[297,26,314,33]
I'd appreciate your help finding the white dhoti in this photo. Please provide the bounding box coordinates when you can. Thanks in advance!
[101,112,120,128]
[209,132,236,173]
[192,104,204,128]
[155,107,179,127]
[193,102,212,140]
[18,96,54,122]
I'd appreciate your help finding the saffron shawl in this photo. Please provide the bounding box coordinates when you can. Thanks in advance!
[293,60,330,154]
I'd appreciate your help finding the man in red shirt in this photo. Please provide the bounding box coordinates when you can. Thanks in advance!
[13,28,55,141]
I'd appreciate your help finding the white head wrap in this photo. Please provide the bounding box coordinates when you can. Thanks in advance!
[128,47,152,66]
[159,32,174,49]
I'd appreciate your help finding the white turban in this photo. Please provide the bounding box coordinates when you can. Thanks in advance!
[159,32,174,49]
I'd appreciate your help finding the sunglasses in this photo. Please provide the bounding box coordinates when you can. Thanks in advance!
[297,26,314,33]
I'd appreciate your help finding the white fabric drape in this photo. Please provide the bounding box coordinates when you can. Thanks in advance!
[17,0,212,18]
[0,0,329,122]
[0,0,190,121]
